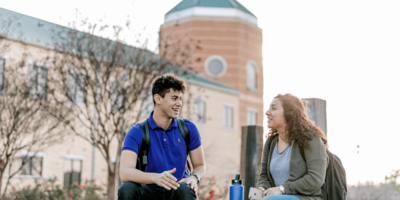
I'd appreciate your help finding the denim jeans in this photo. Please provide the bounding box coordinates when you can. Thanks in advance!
[261,195,301,200]
[118,182,196,200]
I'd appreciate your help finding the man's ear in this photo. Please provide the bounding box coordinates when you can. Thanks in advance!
[154,94,162,105]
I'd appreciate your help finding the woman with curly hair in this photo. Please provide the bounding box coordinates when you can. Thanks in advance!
[257,94,328,200]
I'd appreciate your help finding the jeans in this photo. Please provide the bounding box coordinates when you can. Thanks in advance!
[261,195,301,200]
[118,182,197,200]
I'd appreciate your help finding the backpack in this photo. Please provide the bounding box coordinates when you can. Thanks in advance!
[136,118,192,173]
[299,146,347,200]
[321,151,347,200]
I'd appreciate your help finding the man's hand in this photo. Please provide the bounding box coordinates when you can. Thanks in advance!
[153,168,180,190]
[265,187,283,196]
[179,175,198,194]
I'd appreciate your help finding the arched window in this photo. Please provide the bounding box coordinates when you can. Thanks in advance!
[246,61,258,90]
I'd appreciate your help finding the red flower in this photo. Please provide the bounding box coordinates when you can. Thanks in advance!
[69,198,72,200]
[82,184,86,188]
[78,199,81,200]
[63,193,67,196]
[70,190,73,194]
[15,190,19,193]
[74,181,77,185]
[209,193,215,199]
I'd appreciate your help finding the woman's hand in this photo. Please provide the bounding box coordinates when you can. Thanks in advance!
[258,187,267,197]
[265,187,283,196]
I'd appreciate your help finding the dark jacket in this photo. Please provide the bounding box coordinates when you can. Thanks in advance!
[257,134,328,200]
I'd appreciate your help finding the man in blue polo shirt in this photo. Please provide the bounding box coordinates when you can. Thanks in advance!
[118,74,206,200]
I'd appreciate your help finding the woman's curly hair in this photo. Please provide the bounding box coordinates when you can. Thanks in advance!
[267,94,328,149]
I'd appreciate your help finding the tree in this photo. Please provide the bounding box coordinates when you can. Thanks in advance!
[386,169,400,192]
[46,18,201,199]
[0,16,64,196]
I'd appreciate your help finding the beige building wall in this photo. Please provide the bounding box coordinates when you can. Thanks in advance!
[182,83,241,184]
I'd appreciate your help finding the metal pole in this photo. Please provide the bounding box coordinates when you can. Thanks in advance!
[240,125,264,199]
[357,145,360,200]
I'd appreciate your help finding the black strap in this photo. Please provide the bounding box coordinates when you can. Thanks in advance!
[138,120,150,171]
[137,118,191,173]
[176,118,192,174]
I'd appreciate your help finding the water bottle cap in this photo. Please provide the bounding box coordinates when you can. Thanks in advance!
[232,173,242,184]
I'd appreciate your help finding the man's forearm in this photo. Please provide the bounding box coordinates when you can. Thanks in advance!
[120,167,158,184]
[191,165,206,181]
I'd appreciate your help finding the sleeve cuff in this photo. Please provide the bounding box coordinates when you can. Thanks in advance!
[121,147,138,155]
[282,182,293,194]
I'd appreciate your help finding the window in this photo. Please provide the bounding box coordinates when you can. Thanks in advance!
[246,107,258,125]
[0,58,4,92]
[223,104,234,129]
[110,76,127,112]
[140,88,154,117]
[193,98,206,123]
[67,70,86,106]
[246,61,258,90]
[63,155,83,187]
[11,151,44,176]
[204,55,228,78]
[27,62,48,100]
[21,157,43,176]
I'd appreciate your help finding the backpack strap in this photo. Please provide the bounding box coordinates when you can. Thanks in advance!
[137,120,150,171]
[176,118,192,174]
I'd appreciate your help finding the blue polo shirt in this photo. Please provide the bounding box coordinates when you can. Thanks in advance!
[122,111,202,181]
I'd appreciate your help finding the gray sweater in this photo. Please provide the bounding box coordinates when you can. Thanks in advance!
[257,134,328,200]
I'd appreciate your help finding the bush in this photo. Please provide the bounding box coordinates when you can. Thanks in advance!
[198,176,228,200]
[2,178,106,200]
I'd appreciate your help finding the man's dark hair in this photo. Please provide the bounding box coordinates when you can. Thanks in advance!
[152,73,186,105]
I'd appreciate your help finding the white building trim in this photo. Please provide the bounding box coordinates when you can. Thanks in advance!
[165,7,258,25]
[63,154,85,160]
[21,150,45,157]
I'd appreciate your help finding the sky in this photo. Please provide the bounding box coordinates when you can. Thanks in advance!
[1,0,400,185]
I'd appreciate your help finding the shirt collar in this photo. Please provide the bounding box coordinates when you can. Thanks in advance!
[147,111,178,130]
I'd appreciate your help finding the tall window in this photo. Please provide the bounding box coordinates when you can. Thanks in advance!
[27,62,48,100]
[246,61,257,90]
[223,104,234,129]
[67,70,86,106]
[0,58,4,92]
[246,107,258,125]
[110,76,127,112]
[63,156,83,187]
[193,98,206,123]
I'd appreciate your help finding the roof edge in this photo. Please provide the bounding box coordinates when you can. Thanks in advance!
[164,7,257,25]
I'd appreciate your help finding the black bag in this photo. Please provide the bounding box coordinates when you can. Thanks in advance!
[136,118,192,173]
[321,151,347,200]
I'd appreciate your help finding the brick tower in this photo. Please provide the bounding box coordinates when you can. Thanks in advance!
[160,0,263,127]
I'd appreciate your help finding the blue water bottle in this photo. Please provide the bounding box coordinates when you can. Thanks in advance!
[229,173,243,200]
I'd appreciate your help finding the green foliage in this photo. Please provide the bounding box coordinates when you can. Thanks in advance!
[2,178,106,200]
[385,169,400,192]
